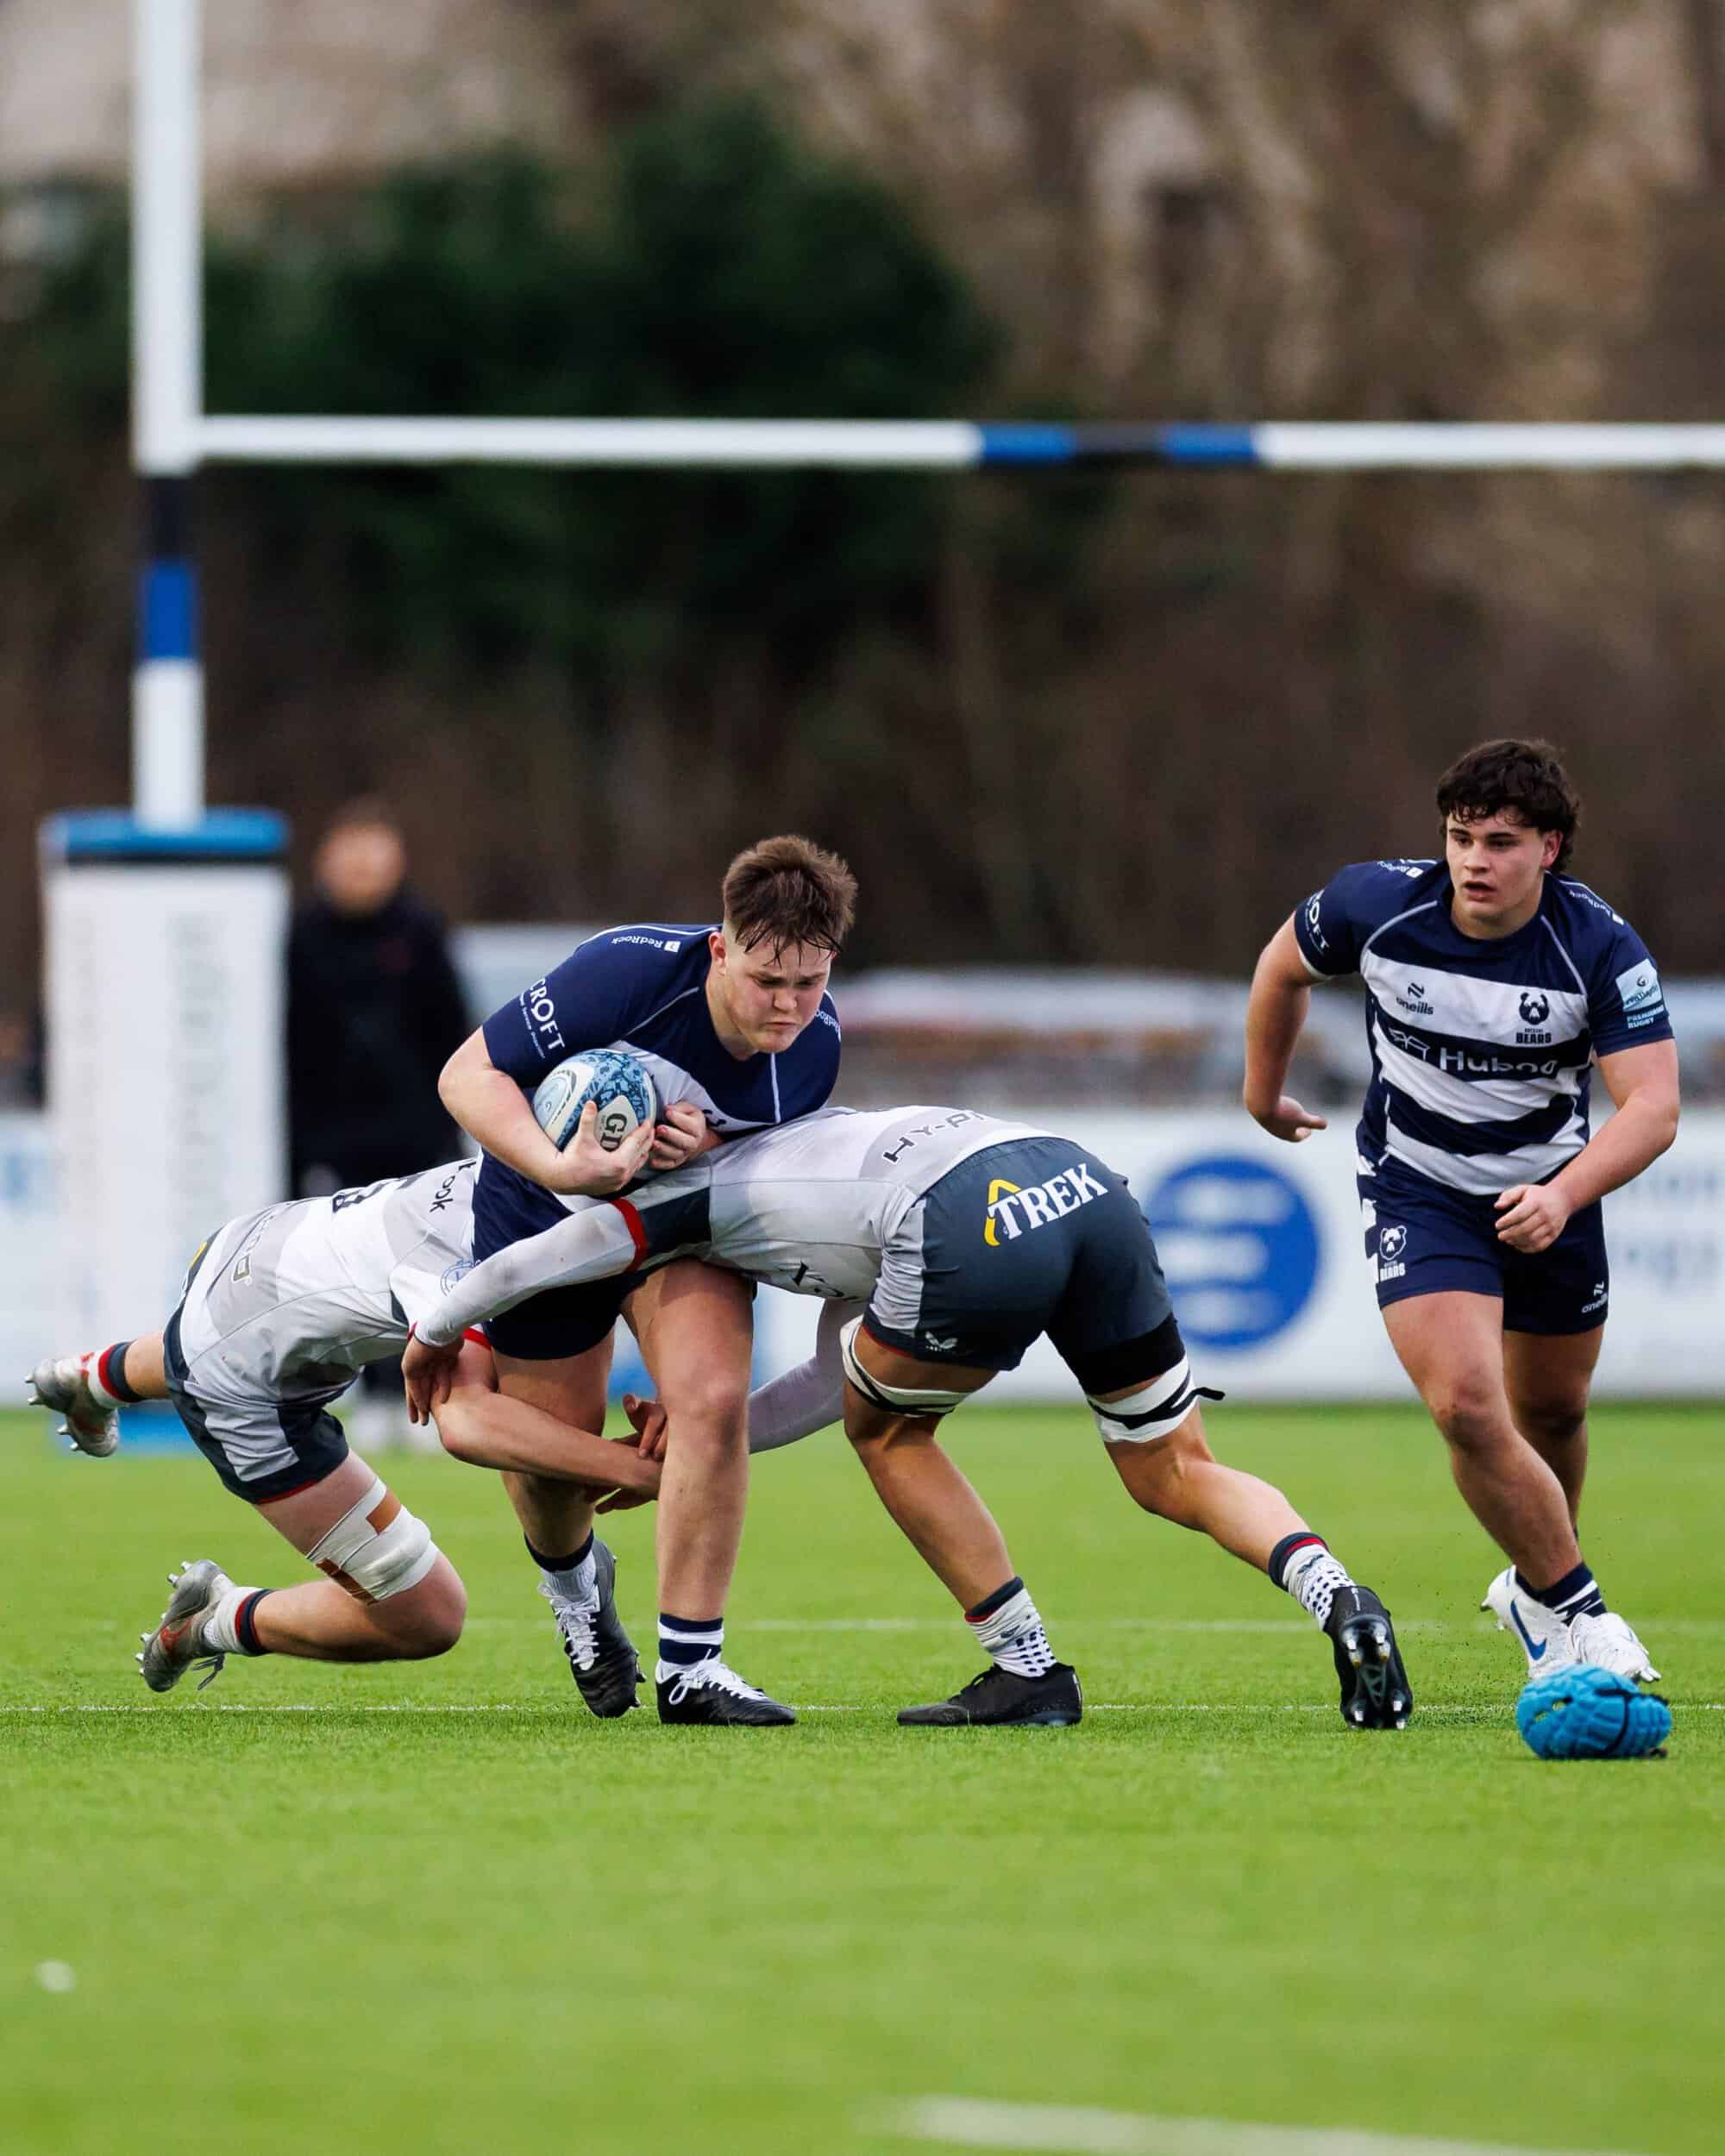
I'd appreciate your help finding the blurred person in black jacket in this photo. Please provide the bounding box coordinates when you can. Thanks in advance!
[289,801,471,1194]
[288,802,471,1439]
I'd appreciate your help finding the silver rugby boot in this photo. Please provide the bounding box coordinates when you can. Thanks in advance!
[137,1560,236,1694]
[27,1351,120,1457]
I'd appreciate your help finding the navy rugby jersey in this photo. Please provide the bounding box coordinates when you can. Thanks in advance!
[480,922,842,1227]
[1294,862,1672,1196]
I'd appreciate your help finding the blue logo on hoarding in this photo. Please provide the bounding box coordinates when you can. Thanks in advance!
[1143,1155,1321,1350]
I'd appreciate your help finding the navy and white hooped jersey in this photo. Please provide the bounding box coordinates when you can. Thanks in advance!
[1294,861,1673,1197]
[479,923,843,1221]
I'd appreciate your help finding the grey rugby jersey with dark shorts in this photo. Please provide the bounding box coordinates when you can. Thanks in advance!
[414,1106,1175,1382]
[166,1162,477,1498]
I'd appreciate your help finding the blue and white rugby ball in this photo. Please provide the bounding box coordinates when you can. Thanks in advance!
[1515,1663,1672,1761]
[531,1050,659,1155]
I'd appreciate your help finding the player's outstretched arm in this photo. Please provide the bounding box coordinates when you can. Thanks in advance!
[609,1299,857,1468]
[438,1031,651,1196]
[744,1298,856,1452]
[410,1207,649,1382]
[1243,916,1329,1144]
[1495,1039,1680,1253]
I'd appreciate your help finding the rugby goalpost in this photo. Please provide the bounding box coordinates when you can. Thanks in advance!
[41,0,1725,1377]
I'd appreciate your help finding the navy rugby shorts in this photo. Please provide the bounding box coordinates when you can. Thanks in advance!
[1358,1152,1609,1336]
[863,1135,1177,1390]
[471,1156,635,1360]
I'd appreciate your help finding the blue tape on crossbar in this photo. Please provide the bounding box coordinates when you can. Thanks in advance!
[977,424,1078,465]
[1150,426,1259,466]
[139,561,198,661]
[978,423,1262,467]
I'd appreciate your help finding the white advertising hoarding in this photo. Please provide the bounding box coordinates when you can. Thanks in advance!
[40,813,289,1353]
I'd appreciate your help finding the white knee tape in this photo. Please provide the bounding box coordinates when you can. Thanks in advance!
[306,1476,437,1601]
[839,1317,970,1418]
[1088,1357,1208,1445]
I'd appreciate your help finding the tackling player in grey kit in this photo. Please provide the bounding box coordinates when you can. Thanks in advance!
[26,1163,661,1708]
[403,1106,1413,1729]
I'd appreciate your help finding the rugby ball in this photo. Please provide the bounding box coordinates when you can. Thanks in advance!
[1515,1664,1672,1760]
[531,1050,659,1154]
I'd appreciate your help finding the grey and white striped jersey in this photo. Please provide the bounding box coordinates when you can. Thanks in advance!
[414,1107,1046,1345]
[173,1160,478,1403]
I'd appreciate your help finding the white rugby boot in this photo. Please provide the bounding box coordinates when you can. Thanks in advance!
[26,1351,119,1457]
[1482,1567,1578,1677]
[1569,1609,1661,1684]
[137,1560,238,1694]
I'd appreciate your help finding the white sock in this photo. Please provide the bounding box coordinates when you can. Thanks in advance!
[536,1540,599,1611]
[1280,1543,1353,1629]
[967,1579,1057,1678]
[201,1586,262,1657]
[82,1349,124,1410]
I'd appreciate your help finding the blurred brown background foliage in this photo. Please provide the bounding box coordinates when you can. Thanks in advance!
[3,0,1723,1016]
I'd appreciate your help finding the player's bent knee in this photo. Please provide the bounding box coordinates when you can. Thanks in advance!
[1109,1421,1213,1521]
[1517,1396,1588,1446]
[404,1564,467,1655]
[1427,1385,1510,1453]
[373,1562,467,1657]
[304,1476,439,1604]
[656,1363,750,1438]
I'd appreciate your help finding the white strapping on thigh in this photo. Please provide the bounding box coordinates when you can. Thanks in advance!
[840,1318,971,1417]
[1088,1357,1217,1445]
[304,1476,437,1601]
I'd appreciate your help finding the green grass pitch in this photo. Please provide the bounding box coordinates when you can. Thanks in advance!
[3,1399,1722,2156]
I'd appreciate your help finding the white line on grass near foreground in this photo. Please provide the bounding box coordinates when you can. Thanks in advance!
[876,2096,1648,2156]
[11,1702,1723,1716]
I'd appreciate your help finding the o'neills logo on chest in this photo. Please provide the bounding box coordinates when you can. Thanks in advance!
[984,1162,1109,1244]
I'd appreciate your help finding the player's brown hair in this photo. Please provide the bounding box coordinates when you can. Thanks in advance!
[721,835,857,956]
[1436,739,1580,874]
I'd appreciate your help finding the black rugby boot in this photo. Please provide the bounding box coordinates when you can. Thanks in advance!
[1325,1584,1413,1730]
[544,1539,641,1718]
[656,1658,797,1726]
[898,1661,1083,1727]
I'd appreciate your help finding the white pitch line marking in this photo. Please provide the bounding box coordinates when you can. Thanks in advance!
[875,2095,1648,2156]
[7,1702,1720,1717]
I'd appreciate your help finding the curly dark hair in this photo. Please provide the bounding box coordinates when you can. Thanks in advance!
[1435,738,1580,874]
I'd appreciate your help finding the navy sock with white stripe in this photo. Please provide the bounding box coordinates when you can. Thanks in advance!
[965,1576,1057,1678]
[658,1613,724,1681]
[1518,1560,1606,1620]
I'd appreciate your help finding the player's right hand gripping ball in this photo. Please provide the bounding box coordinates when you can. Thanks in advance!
[1515,1663,1672,1760]
[531,1050,659,1154]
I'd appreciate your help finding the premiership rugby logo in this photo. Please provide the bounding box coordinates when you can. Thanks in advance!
[983,1162,1109,1244]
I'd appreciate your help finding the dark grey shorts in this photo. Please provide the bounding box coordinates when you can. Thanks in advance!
[862,1136,1176,1387]
[163,1251,351,1503]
